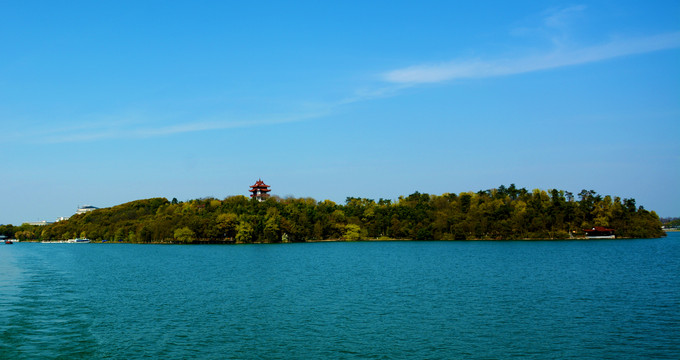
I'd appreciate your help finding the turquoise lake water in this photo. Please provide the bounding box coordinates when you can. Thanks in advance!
[1,233,679,359]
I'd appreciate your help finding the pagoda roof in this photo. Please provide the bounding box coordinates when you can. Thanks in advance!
[249,179,270,188]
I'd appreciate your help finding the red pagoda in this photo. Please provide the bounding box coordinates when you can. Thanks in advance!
[249,179,271,202]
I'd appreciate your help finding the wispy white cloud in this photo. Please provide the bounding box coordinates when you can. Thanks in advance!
[337,84,412,105]
[382,31,680,84]
[540,4,588,47]
[542,5,587,29]
[41,111,328,143]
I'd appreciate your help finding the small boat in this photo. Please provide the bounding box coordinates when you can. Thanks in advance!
[583,226,616,239]
[67,238,91,243]
[5,240,13,244]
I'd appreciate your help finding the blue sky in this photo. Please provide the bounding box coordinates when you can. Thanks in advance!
[1,1,679,225]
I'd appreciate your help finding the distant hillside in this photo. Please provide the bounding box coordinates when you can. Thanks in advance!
[5,185,665,243]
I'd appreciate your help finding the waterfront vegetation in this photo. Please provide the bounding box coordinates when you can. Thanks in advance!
[662,217,680,230]
[1,185,665,243]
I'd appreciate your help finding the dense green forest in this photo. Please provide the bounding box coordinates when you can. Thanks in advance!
[1,185,665,243]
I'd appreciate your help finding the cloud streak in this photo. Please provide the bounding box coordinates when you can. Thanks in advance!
[542,5,587,30]
[382,31,680,84]
[40,111,328,143]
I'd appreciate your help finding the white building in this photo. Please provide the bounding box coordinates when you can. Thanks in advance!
[24,220,54,226]
[76,205,99,215]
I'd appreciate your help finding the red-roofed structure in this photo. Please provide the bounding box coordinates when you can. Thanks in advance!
[583,226,615,239]
[249,179,271,202]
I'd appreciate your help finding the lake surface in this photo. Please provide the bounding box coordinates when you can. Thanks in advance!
[1,234,679,359]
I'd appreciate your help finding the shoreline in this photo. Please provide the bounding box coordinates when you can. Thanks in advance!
[24,234,669,245]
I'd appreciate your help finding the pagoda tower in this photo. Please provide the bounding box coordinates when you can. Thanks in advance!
[249,179,271,202]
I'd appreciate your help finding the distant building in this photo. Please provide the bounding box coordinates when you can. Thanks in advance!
[249,179,271,202]
[24,220,53,226]
[76,205,99,215]
[56,216,69,222]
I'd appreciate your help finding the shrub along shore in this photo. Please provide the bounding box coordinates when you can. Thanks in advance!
[2,185,665,243]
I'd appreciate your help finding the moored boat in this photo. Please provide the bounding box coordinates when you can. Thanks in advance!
[43,238,92,244]
[583,226,615,239]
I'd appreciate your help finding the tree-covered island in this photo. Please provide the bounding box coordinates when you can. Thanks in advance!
[1,185,665,243]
